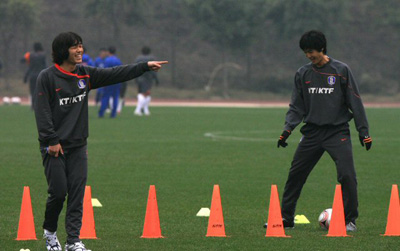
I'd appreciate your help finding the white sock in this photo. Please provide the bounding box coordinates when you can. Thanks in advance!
[135,94,145,114]
[109,97,114,110]
[144,96,151,115]
[117,99,124,113]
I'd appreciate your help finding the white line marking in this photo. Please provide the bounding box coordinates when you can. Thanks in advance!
[204,131,277,142]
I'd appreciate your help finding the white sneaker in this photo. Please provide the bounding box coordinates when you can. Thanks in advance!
[134,111,142,116]
[43,231,62,251]
[346,222,357,232]
[65,241,91,251]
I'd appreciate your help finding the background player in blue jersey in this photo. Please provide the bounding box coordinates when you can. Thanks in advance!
[98,46,122,118]
[34,32,167,251]
[94,48,107,68]
[81,46,94,67]
[264,30,372,232]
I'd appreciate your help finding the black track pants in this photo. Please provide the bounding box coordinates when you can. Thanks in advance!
[40,145,87,244]
[281,123,358,224]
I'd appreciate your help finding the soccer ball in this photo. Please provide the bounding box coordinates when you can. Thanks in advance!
[318,208,332,230]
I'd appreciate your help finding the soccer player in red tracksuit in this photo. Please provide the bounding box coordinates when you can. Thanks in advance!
[34,32,167,251]
[265,30,372,232]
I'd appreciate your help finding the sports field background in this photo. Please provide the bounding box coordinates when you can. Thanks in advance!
[1,105,399,250]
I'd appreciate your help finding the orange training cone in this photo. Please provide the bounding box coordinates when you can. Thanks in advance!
[265,185,290,237]
[141,185,164,238]
[383,184,400,236]
[327,184,349,237]
[80,186,97,239]
[16,186,37,240]
[206,185,226,237]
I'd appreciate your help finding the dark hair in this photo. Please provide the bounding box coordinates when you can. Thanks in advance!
[33,42,43,52]
[108,46,116,54]
[142,46,151,55]
[52,32,83,65]
[299,30,327,54]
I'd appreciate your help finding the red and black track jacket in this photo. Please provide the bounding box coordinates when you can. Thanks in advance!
[34,62,149,149]
[284,58,369,137]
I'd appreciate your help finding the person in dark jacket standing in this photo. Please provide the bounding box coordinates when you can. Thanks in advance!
[264,30,372,233]
[134,46,160,116]
[34,32,167,251]
[24,42,46,109]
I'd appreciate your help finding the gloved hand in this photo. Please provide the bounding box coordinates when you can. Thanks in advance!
[359,135,372,151]
[277,130,291,148]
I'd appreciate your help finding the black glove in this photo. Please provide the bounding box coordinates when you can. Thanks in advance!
[359,136,372,151]
[277,130,291,148]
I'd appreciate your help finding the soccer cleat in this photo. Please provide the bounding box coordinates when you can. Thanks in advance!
[263,218,294,229]
[134,111,143,116]
[43,231,62,251]
[346,222,357,232]
[65,241,92,251]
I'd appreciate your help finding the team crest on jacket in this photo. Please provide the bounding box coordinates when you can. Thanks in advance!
[327,76,336,86]
[77,79,86,89]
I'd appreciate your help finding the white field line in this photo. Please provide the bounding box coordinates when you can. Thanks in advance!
[204,131,400,142]
[204,131,275,142]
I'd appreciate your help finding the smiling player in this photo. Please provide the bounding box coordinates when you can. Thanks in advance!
[34,32,167,251]
[264,30,372,232]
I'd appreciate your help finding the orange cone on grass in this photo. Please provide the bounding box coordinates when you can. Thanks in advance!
[206,185,226,237]
[16,186,37,240]
[80,186,97,239]
[326,184,349,237]
[141,185,164,238]
[265,185,290,237]
[383,184,400,236]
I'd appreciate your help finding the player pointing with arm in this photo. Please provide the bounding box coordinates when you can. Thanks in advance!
[265,30,371,232]
[34,32,167,251]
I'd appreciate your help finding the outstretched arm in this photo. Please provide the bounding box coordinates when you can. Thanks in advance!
[89,61,168,90]
[148,61,168,72]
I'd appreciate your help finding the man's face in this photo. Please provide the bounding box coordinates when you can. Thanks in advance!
[67,43,83,65]
[304,49,325,65]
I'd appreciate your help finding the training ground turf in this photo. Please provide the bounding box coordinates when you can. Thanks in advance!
[1,105,399,250]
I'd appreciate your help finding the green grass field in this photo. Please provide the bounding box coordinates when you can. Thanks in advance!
[1,105,399,250]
